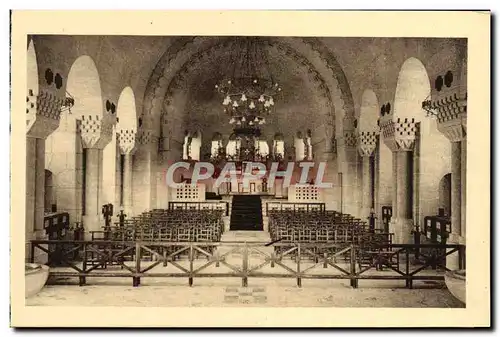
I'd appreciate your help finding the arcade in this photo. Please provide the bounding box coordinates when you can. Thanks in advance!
[25,35,467,293]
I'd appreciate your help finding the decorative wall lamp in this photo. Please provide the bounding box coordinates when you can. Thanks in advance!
[60,91,75,114]
[421,70,464,118]
[421,95,436,117]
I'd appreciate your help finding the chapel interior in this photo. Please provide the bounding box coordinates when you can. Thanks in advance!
[25,35,467,279]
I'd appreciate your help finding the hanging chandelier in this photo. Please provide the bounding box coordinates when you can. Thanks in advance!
[214,37,282,129]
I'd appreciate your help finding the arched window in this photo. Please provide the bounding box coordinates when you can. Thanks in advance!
[305,129,313,160]
[211,132,223,158]
[226,134,241,160]
[182,131,190,160]
[190,130,202,161]
[273,133,285,160]
[294,131,305,161]
[256,136,269,159]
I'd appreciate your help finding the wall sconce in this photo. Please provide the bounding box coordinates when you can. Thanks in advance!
[421,95,436,117]
[423,71,455,117]
[60,91,75,114]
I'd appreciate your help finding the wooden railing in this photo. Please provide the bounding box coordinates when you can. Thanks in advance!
[168,201,230,216]
[265,202,326,215]
[30,240,465,289]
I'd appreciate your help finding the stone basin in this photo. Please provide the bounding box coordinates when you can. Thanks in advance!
[445,269,466,304]
[25,263,49,298]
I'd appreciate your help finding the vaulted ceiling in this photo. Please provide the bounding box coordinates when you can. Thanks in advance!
[30,34,467,153]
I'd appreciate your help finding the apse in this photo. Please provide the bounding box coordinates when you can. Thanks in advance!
[162,37,333,158]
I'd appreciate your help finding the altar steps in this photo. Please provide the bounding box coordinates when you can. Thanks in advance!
[229,195,263,231]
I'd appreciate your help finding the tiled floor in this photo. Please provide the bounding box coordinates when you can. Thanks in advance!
[26,281,464,307]
[224,286,268,304]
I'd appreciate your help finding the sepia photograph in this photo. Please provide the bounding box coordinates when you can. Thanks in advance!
[10,10,490,328]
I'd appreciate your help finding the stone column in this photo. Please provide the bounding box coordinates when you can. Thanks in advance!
[336,135,358,216]
[361,156,371,217]
[428,83,467,270]
[117,128,137,216]
[79,113,116,237]
[133,121,159,214]
[391,154,398,218]
[25,137,36,235]
[157,113,171,209]
[451,141,462,239]
[123,153,133,214]
[357,131,378,219]
[379,116,417,244]
[83,147,101,230]
[319,151,337,211]
[26,89,64,262]
[336,115,359,216]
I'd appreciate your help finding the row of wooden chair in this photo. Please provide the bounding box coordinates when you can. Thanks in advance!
[86,209,225,266]
[267,209,395,265]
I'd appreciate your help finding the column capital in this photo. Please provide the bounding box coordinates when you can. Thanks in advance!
[437,120,466,143]
[337,131,357,148]
[117,128,137,155]
[379,117,417,152]
[78,112,117,149]
[26,89,64,139]
[427,87,467,142]
[136,128,159,151]
[357,130,379,157]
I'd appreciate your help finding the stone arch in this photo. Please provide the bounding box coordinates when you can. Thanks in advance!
[354,89,381,218]
[392,57,451,234]
[105,86,139,207]
[117,86,138,130]
[393,57,430,120]
[438,173,452,217]
[27,39,39,96]
[45,55,105,224]
[143,36,354,153]
[66,55,103,118]
[26,38,40,132]
[358,89,379,131]
[360,88,391,218]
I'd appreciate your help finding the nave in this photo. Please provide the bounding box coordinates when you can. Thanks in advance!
[25,34,467,307]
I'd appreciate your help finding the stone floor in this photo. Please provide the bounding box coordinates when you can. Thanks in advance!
[26,231,465,308]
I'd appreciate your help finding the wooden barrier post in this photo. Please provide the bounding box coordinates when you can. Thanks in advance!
[242,243,248,287]
[405,249,412,289]
[413,224,421,259]
[163,249,168,267]
[214,249,220,267]
[189,244,194,287]
[350,245,358,288]
[79,243,87,286]
[296,243,302,288]
[133,243,141,287]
